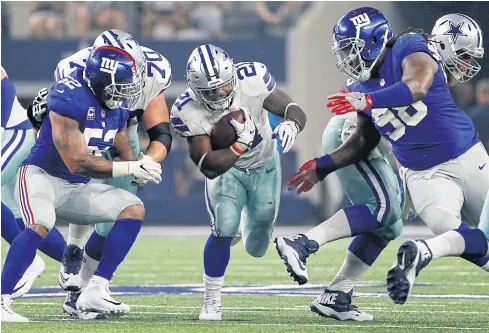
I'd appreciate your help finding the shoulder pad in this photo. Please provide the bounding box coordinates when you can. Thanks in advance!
[170,90,207,137]
[142,46,172,94]
[54,47,92,82]
[236,62,276,97]
[392,33,431,62]
[47,77,87,123]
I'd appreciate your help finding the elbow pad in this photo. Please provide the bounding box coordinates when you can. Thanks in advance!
[147,122,173,154]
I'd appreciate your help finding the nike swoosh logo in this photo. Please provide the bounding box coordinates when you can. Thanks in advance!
[101,298,121,305]
[12,282,27,293]
[266,168,276,174]
[250,130,255,134]
[292,252,306,271]
[59,272,69,284]
[140,165,149,173]
[479,163,486,170]
[55,89,64,93]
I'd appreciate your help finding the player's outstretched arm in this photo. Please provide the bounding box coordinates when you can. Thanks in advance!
[50,111,114,178]
[288,112,380,194]
[187,135,240,180]
[112,126,137,162]
[143,93,172,162]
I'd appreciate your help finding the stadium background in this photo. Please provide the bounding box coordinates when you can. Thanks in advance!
[2,1,489,225]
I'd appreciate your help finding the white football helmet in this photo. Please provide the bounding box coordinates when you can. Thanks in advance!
[186,44,236,112]
[93,29,147,109]
[432,13,484,82]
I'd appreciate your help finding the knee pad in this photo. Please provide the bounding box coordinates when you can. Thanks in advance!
[244,237,269,258]
[212,202,241,238]
[95,222,115,238]
[419,205,461,235]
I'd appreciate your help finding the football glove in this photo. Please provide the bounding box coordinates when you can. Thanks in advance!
[131,153,157,186]
[27,88,49,129]
[287,159,321,195]
[273,120,299,153]
[228,107,257,156]
[113,158,162,184]
[327,92,373,115]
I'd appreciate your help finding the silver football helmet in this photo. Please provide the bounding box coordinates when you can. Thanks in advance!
[432,13,484,82]
[93,29,147,109]
[186,44,236,112]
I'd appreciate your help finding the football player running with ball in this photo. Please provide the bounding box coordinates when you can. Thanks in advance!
[170,44,307,321]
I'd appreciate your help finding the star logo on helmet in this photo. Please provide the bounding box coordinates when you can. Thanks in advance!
[443,21,467,43]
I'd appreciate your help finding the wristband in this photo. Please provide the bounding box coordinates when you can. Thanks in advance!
[369,81,414,108]
[112,161,130,177]
[315,154,337,180]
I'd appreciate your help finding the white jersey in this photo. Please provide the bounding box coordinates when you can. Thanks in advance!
[170,61,277,169]
[54,45,172,130]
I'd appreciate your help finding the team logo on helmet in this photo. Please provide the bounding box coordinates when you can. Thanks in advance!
[443,21,467,43]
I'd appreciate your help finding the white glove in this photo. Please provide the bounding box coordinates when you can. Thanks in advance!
[273,120,299,153]
[113,157,162,184]
[228,107,257,155]
[32,88,49,121]
[131,153,157,186]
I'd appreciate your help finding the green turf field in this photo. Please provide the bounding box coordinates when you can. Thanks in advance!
[2,235,489,332]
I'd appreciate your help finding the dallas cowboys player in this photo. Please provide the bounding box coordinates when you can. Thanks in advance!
[30,30,173,319]
[170,44,306,321]
[275,11,488,320]
[285,7,489,306]
[1,47,162,322]
[1,68,67,299]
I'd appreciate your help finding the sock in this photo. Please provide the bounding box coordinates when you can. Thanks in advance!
[38,226,66,262]
[203,234,233,277]
[67,224,92,248]
[457,221,489,271]
[1,203,22,244]
[15,217,26,231]
[305,205,380,246]
[1,228,43,295]
[426,229,489,260]
[328,233,388,293]
[80,231,105,282]
[203,274,224,304]
[94,219,142,280]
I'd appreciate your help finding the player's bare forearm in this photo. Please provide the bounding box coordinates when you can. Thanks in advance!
[113,127,137,161]
[330,113,380,167]
[143,94,172,162]
[187,135,239,179]
[401,52,438,102]
[146,141,168,162]
[263,88,306,131]
[50,111,114,178]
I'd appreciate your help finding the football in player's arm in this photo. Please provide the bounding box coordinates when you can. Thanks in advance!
[186,86,306,180]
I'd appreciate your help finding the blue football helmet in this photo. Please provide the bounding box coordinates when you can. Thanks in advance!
[83,46,142,110]
[332,7,393,81]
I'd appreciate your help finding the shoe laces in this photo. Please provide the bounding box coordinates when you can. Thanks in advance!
[63,245,84,273]
[204,299,221,313]
[2,297,14,314]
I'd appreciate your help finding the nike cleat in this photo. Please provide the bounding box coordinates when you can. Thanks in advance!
[387,240,432,304]
[12,254,45,299]
[274,234,319,285]
[77,276,130,316]
[59,245,84,291]
[63,291,107,320]
[310,289,373,321]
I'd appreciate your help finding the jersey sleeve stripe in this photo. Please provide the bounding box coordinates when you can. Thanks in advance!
[262,70,271,86]
[171,117,185,126]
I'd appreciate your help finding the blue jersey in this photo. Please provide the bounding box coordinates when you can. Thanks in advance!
[23,69,129,183]
[345,33,479,170]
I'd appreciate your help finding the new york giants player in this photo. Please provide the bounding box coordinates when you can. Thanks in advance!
[170,44,307,320]
[29,30,173,319]
[1,47,162,322]
[1,68,67,299]
[274,12,488,321]
[286,7,489,306]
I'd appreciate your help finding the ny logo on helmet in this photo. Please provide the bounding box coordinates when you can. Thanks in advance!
[350,13,370,27]
[100,57,119,75]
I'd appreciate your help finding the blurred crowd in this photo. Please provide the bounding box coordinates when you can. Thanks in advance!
[2,1,308,39]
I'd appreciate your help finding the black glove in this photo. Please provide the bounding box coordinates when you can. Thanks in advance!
[27,88,49,129]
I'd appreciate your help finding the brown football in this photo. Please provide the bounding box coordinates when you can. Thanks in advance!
[210,109,245,150]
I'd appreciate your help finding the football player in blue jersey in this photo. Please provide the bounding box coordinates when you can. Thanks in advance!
[0,47,162,322]
[280,7,489,315]
[1,68,67,299]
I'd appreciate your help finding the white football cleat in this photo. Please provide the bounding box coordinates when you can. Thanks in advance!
[387,240,432,305]
[199,299,222,321]
[12,254,45,298]
[76,276,130,316]
[1,295,29,322]
[59,245,84,291]
[63,291,107,320]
